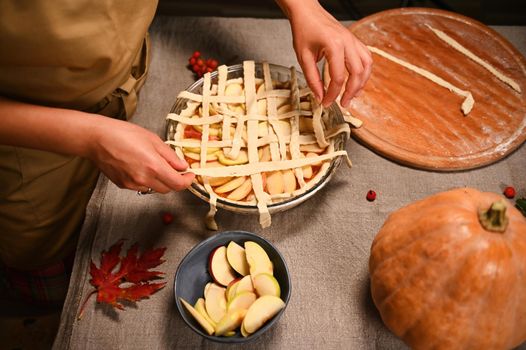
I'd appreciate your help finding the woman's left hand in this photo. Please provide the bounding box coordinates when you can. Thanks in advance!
[277,0,373,108]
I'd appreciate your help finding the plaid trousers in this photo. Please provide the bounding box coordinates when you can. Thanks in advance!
[0,252,75,307]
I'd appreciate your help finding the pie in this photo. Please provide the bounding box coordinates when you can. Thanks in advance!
[166,61,353,229]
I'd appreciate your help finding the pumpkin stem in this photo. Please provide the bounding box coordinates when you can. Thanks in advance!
[478,200,509,233]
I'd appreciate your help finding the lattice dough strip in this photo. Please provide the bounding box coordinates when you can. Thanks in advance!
[216,65,232,156]
[312,97,330,148]
[168,108,315,128]
[178,91,245,104]
[244,61,271,227]
[263,63,287,161]
[166,123,349,150]
[289,66,306,188]
[171,101,200,161]
[200,72,219,230]
[186,150,349,177]
[225,82,247,160]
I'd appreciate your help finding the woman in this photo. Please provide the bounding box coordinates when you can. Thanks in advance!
[0,0,371,306]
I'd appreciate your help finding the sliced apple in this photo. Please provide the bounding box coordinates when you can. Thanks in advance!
[266,171,284,195]
[242,296,285,334]
[215,309,247,336]
[209,176,233,187]
[244,241,273,278]
[225,83,243,96]
[273,120,291,137]
[241,129,248,143]
[227,291,257,313]
[241,322,250,337]
[258,145,271,162]
[204,282,227,323]
[256,85,266,115]
[226,241,250,276]
[215,176,246,194]
[183,146,220,154]
[277,104,292,115]
[217,150,248,166]
[209,246,238,287]
[302,164,313,179]
[299,101,311,110]
[184,151,218,162]
[305,152,323,166]
[282,169,296,194]
[235,275,255,295]
[192,124,221,137]
[180,297,215,335]
[194,297,217,327]
[228,104,245,115]
[256,82,265,93]
[253,273,281,298]
[226,178,252,201]
[204,282,213,296]
[226,278,241,302]
[299,143,326,154]
[299,116,314,133]
[258,121,269,137]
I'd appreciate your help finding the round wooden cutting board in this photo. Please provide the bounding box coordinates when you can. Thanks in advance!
[323,8,526,171]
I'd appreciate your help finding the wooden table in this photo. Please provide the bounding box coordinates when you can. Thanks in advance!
[53,15,526,350]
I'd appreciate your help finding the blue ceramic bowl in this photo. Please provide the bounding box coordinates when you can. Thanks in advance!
[174,231,291,343]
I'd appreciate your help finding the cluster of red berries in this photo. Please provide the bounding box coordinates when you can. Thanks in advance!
[188,51,219,78]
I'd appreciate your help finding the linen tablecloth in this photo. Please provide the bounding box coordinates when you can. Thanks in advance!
[53,16,526,349]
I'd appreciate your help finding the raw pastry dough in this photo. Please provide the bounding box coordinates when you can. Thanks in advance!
[368,46,475,115]
[426,25,521,93]
[167,61,351,229]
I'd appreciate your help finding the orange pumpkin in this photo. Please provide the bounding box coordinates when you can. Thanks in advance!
[369,188,526,350]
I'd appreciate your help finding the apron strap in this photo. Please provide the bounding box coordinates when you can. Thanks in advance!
[87,33,151,120]
[116,75,139,118]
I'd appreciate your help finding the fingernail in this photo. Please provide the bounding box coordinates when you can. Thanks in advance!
[322,98,332,108]
[341,99,350,108]
[315,94,322,104]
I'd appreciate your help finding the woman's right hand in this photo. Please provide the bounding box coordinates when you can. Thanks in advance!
[88,117,195,194]
[0,97,194,194]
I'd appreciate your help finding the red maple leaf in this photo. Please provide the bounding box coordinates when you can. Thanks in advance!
[78,240,167,319]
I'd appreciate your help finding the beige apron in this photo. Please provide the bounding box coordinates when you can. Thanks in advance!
[0,0,157,270]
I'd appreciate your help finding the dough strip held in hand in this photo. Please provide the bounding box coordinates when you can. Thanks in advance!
[185,150,349,178]
[368,46,475,115]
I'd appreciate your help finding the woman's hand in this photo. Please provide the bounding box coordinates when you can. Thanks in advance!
[88,118,195,194]
[0,96,194,194]
[277,0,373,108]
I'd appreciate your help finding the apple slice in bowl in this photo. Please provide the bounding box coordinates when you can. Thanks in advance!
[208,246,237,287]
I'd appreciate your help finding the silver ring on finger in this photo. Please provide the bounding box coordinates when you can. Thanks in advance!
[137,187,155,196]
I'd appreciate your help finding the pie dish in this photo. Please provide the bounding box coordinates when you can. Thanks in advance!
[166,61,353,229]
